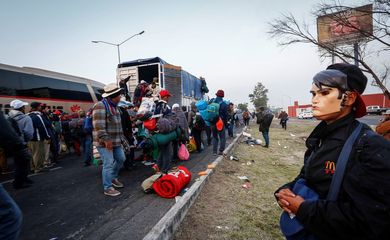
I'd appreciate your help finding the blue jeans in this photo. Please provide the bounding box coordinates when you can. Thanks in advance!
[262,130,270,146]
[97,146,126,190]
[211,125,226,154]
[227,123,234,137]
[84,135,93,164]
[0,184,22,240]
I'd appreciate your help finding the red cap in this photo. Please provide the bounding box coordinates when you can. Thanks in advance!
[216,89,224,97]
[353,93,367,118]
[159,89,172,98]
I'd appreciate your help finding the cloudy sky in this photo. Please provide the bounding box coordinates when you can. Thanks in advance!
[0,0,387,110]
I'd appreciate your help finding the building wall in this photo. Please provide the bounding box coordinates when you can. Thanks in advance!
[287,93,389,117]
[361,93,389,108]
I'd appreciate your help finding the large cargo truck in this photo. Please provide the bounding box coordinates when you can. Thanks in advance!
[116,57,205,107]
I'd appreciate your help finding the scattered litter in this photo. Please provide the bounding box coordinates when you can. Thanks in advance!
[238,176,249,181]
[207,164,215,169]
[278,141,281,146]
[284,146,288,149]
[216,226,230,230]
[241,163,246,165]
[175,196,182,202]
[243,137,262,145]
[290,133,296,137]
[250,144,254,147]
[246,161,252,165]
[229,156,239,161]
[242,182,252,189]
[198,171,208,176]
[142,161,154,166]
[242,132,251,137]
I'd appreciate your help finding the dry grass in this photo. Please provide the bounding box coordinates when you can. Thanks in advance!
[174,120,316,240]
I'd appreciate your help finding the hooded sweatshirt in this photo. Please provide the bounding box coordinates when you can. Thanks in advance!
[8,109,34,143]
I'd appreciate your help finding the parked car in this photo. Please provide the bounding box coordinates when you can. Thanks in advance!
[367,105,382,115]
[298,111,313,119]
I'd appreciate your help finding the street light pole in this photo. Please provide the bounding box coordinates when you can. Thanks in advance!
[92,30,145,64]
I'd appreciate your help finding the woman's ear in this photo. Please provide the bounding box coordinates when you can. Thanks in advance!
[343,92,358,107]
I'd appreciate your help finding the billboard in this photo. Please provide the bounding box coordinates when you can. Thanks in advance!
[317,4,373,45]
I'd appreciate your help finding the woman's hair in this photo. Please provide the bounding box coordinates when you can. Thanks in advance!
[312,69,348,99]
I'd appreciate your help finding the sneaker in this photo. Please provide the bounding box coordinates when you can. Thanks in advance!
[112,179,124,188]
[104,187,121,196]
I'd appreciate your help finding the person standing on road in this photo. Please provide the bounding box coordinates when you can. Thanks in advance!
[256,107,274,148]
[8,99,34,189]
[227,103,235,138]
[376,109,390,140]
[28,102,51,173]
[154,89,174,173]
[209,90,228,156]
[278,110,288,130]
[93,83,126,197]
[0,111,24,239]
[275,63,390,239]
[242,109,250,127]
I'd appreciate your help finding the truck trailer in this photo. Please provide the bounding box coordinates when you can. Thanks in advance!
[116,57,205,107]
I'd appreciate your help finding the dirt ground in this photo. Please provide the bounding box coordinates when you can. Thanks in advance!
[174,119,317,240]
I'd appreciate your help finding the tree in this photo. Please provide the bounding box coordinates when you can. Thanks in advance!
[237,103,248,111]
[249,82,269,108]
[268,0,390,99]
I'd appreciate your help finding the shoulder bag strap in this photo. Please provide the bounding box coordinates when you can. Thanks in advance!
[327,122,363,201]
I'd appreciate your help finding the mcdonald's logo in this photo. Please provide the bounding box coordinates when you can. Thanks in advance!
[325,161,336,174]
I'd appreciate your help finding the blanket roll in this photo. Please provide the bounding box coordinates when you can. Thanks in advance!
[152,166,191,198]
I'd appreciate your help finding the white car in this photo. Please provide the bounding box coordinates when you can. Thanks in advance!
[298,111,313,119]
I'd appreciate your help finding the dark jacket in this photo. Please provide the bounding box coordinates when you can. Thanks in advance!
[28,111,51,141]
[0,111,25,151]
[256,109,273,132]
[277,114,390,240]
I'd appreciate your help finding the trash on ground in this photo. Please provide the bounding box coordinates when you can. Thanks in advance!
[142,161,154,166]
[278,141,281,146]
[198,171,208,176]
[243,137,262,145]
[229,155,239,161]
[207,164,216,169]
[290,133,296,137]
[246,161,252,165]
[242,182,252,189]
[284,146,288,149]
[242,132,251,137]
[238,176,249,181]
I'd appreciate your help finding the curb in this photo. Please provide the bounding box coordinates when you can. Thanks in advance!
[143,131,244,240]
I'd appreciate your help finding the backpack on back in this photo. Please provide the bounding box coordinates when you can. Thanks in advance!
[205,102,220,124]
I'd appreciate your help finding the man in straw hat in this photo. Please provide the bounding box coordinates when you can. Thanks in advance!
[92,83,126,196]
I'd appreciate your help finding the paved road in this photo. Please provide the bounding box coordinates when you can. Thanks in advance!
[1,130,241,240]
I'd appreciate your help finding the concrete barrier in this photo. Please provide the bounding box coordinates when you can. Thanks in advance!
[143,131,244,240]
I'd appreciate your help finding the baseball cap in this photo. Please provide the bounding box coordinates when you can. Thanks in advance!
[159,89,172,98]
[326,63,368,118]
[30,101,42,109]
[10,99,28,109]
